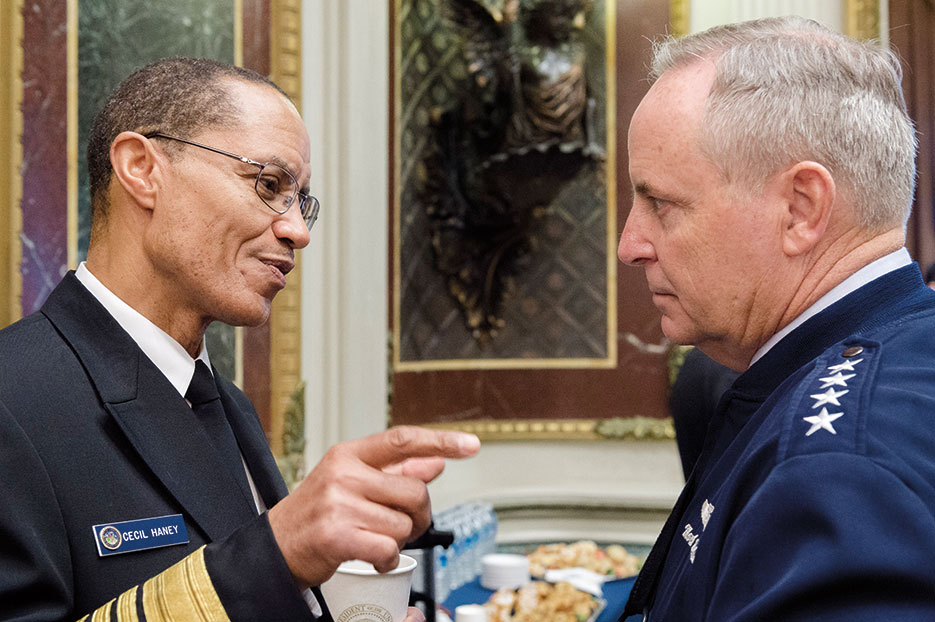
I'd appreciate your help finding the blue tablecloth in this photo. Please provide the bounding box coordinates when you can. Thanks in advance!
[442,577,642,622]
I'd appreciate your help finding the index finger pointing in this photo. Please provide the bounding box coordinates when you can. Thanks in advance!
[350,426,480,469]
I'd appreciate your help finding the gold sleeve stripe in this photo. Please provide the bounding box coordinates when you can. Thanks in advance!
[89,597,115,622]
[141,546,231,622]
[116,585,140,622]
[78,616,89,622]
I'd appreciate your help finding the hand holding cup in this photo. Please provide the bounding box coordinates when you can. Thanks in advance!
[320,554,418,622]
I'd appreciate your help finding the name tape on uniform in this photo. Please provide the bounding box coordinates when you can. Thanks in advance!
[92,514,189,557]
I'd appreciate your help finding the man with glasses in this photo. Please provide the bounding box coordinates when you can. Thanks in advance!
[0,57,479,621]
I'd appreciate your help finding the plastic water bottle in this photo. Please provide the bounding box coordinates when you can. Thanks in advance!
[433,502,499,597]
[479,503,498,560]
[434,542,450,604]
[433,505,458,599]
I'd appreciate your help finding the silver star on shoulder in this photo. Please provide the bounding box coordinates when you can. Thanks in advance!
[818,371,856,388]
[827,358,863,373]
[803,407,844,436]
[810,387,848,408]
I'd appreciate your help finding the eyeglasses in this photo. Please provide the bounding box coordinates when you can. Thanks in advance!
[144,131,320,229]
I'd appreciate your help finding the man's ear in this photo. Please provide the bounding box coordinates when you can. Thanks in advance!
[779,161,835,257]
[109,132,163,210]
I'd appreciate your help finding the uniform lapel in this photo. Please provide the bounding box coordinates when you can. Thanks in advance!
[41,273,257,541]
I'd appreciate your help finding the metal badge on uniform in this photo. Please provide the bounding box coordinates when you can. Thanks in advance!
[92,513,189,557]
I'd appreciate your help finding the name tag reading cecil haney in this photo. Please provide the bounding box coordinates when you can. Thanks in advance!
[93,514,189,557]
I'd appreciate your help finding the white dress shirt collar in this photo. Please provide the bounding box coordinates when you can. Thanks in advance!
[750,247,912,366]
[74,262,208,397]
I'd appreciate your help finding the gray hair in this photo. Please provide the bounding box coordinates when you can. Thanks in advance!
[650,16,917,231]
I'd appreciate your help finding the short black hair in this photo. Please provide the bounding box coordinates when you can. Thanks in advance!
[86,57,289,224]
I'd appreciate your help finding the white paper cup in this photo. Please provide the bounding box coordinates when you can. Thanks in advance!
[320,554,417,622]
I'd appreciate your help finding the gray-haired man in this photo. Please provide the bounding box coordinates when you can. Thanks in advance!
[618,16,935,620]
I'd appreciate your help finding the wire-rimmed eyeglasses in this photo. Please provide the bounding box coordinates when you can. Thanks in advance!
[144,132,320,230]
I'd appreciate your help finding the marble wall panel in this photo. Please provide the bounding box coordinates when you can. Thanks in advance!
[21,0,69,316]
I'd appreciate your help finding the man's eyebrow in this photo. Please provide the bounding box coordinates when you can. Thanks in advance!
[265,155,296,173]
[263,154,310,190]
[632,181,657,197]
[632,181,692,206]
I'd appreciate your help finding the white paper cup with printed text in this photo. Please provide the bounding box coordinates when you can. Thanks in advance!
[320,554,417,622]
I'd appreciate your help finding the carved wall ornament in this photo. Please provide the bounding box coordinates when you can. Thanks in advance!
[419,0,604,344]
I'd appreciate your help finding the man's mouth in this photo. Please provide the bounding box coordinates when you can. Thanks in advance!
[259,256,294,287]
[650,288,677,310]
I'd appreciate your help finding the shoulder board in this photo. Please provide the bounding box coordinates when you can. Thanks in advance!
[780,339,880,458]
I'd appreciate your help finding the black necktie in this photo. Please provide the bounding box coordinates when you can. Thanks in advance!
[186,361,254,509]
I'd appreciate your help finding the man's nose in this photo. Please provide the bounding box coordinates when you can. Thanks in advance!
[272,201,312,250]
[617,209,655,266]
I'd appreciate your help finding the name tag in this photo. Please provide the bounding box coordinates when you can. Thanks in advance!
[92,514,189,557]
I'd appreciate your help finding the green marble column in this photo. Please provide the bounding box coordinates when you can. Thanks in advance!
[77,0,237,378]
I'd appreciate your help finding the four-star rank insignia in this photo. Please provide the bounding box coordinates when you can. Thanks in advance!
[801,347,865,438]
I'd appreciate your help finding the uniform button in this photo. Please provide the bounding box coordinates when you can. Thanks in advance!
[842,346,864,357]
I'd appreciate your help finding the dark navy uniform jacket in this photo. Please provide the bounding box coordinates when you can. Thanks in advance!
[0,273,319,621]
[630,264,935,621]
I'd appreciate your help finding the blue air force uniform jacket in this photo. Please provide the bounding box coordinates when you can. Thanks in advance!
[0,273,319,621]
[629,264,935,621]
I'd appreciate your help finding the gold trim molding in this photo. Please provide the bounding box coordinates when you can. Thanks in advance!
[669,0,690,37]
[0,0,24,328]
[845,0,881,40]
[423,416,675,441]
[268,0,303,456]
[604,0,619,369]
[669,1,880,40]
[270,0,302,110]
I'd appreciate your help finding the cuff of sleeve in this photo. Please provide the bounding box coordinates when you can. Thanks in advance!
[204,511,317,621]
